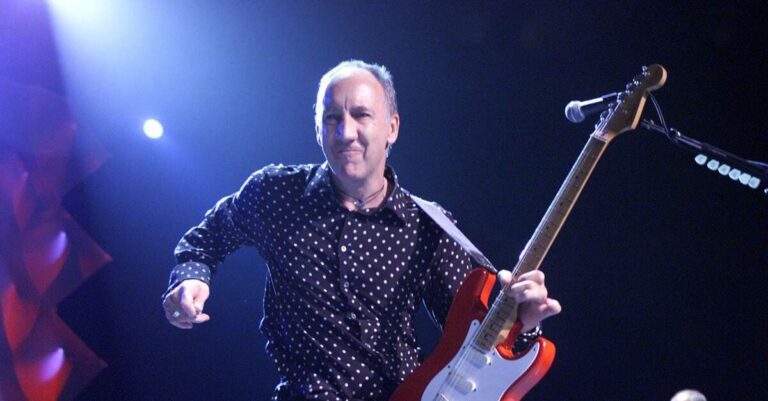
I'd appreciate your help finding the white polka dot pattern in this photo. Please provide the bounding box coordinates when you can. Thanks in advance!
[165,163,474,400]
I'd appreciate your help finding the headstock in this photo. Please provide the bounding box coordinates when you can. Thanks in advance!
[594,64,667,142]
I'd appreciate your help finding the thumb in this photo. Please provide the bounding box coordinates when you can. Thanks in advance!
[497,270,513,286]
[191,313,211,324]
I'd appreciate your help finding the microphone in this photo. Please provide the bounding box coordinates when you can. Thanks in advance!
[564,92,618,123]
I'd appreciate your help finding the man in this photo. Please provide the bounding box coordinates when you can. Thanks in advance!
[671,389,707,401]
[162,60,561,400]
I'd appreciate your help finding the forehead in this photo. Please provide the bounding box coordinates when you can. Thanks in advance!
[322,69,386,108]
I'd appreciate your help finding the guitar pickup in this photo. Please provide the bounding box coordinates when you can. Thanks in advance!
[448,373,477,394]
[465,348,492,368]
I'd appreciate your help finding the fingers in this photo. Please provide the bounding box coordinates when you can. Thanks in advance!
[510,280,547,304]
[497,269,561,331]
[179,286,198,317]
[192,285,210,314]
[530,297,562,316]
[518,298,562,332]
[517,270,545,285]
[162,280,211,329]
[497,270,545,287]
[546,298,562,316]
[164,311,210,330]
[499,270,547,304]
[166,310,194,329]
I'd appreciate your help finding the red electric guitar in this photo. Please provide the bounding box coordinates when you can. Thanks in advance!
[390,65,668,401]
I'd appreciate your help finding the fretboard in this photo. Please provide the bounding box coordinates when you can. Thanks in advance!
[472,134,611,351]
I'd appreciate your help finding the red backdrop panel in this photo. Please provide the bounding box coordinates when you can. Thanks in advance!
[1,77,111,401]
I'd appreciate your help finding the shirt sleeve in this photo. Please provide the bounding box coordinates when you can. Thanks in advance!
[163,169,265,295]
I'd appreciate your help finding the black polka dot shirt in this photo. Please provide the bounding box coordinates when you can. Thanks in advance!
[166,163,476,400]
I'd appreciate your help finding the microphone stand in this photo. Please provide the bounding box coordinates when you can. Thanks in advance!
[640,118,768,197]
[566,86,767,197]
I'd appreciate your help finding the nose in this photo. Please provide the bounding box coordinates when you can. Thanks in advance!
[336,114,357,142]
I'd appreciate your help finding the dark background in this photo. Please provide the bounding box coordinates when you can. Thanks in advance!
[3,1,766,400]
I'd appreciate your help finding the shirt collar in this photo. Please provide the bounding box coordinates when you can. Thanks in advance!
[304,162,414,222]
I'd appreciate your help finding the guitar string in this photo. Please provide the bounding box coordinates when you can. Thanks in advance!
[433,111,614,399]
[434,282,513,398]
[436,281,524,398]
[431,69,658,397]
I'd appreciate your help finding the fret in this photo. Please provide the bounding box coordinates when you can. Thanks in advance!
[515,136,608,274]
[471,290,521,352]
[476,331,497,350]
[495,303,515,317]
[488,318,503,332]
[473,134,611,352]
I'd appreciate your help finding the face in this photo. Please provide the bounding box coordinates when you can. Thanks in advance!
[316,69,399,186]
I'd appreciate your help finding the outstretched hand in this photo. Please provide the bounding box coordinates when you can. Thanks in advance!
[498,270,561,332]
[162,279,211,329]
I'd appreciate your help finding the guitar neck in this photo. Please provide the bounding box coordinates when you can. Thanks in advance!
[473,134,612,351]
[516,135,610,274]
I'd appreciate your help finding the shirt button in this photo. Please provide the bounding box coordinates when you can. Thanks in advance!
[340,245,347,252]
[347,312,357,320]
[342,281,350,289]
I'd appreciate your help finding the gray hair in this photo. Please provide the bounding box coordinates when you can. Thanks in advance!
[671,389,707,401]
[314,60,398,131]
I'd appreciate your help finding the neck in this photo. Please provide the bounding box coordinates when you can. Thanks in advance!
[332,174,389,211]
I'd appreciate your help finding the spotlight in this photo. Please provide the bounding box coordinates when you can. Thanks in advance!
[39,348,66,382]
[143,118,164,139]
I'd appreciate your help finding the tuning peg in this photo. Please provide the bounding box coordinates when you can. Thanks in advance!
[617,91,628,102]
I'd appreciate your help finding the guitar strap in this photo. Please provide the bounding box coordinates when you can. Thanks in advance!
[410,194,497,274]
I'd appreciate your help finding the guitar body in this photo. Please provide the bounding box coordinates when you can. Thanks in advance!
[389,268,556,401]
[391,65,667,401]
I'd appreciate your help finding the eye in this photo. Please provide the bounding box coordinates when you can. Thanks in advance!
[352,110,372,120]
[323,114,340,124]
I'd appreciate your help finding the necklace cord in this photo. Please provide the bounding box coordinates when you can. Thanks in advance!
[335,180,388,208]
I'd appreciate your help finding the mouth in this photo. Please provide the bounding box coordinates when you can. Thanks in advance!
[338,147,363,155]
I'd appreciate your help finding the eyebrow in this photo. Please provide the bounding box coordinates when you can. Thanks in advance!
[323,106,341,115]
[323,105,375,116]
[349,105,374,115]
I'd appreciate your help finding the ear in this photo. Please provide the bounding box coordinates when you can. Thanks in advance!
[387,113,400,146]
[315,125,322,147]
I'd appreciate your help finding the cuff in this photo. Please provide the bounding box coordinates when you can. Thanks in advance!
[512,325,542,355]
[161,261,212,299]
